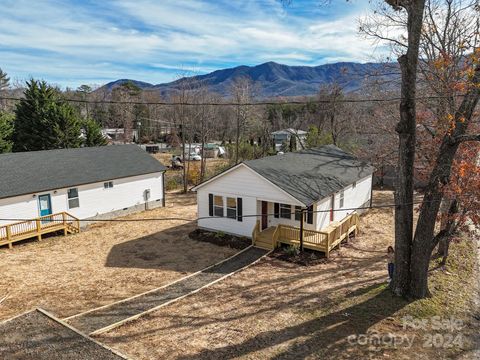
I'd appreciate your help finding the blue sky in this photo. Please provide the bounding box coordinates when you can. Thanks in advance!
[1,0,384,88]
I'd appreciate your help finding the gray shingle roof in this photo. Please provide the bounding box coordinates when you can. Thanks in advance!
[244,145,374,206]
[0,145,166,199]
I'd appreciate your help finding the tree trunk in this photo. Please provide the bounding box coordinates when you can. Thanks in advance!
[392,0,426,297]
[409,66,480,298]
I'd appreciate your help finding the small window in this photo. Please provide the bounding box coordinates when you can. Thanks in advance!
[226,197,237,219]
[339,191,345,208]
[104,181,114,189]
[67,188,79,209]
[294,206,302,221]
[280,203,291,219]
[214,195,224,217]
[352,181,356,189]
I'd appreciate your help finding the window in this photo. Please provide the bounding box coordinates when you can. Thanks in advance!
[214,195,224,217]
[294,206,302,221]
[104,181,114,189]
[339,191,345,208]
[226,197,237,219]
[352,181,356,189]
[280,203,291,219]
[67,188,79,209]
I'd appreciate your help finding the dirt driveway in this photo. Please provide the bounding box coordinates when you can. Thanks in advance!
[97,192,401,359]
[98,191,477,360]
[0,192,237,321]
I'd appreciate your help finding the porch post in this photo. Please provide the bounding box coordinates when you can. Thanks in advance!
[300,209,305,252]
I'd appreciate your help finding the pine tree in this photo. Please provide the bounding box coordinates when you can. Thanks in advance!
[13,79,81,152]
[82,118,107,147]
[0,68,10,91]
[0,112,14,153]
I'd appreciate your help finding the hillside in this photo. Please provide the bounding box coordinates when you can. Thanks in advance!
[102,61,399,98]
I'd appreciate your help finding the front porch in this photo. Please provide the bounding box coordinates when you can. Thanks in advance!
[252,212,360,258]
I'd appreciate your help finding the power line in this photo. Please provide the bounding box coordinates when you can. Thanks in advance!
[0,196,474,224]
[0,93,468,107]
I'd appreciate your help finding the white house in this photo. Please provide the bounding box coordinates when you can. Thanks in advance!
[0,145,166,227]
[192,145,374,245]
[271,128,307,152]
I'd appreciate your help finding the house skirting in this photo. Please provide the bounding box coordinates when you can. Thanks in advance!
[80,199,164,228]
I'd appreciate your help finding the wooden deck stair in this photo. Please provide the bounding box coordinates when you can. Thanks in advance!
[253,226,276,250]
[0,212,80,249]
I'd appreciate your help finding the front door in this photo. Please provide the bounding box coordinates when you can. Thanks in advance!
[38,194,52,218]
[261,201,268,230]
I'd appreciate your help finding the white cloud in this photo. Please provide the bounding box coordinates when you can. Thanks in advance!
[0,0,386,87]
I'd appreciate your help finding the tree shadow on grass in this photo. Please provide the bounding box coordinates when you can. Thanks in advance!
[105,221,228,271]
[177,285,409,360]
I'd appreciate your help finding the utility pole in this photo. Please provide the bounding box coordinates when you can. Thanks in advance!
[300,208,305,252]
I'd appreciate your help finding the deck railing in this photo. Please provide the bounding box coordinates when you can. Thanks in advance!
[0,212,80,249]
[274,212,360,257]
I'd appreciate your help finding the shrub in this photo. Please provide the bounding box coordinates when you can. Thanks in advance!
[285,244,300,256]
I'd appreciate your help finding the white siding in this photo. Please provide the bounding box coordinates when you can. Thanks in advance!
[0,172,164,226]
[315,196,332,230]
[333,175,372,222]
[197,164,303,237]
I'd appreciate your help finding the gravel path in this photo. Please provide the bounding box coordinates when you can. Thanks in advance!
[0,309,126,360]
[67,247,268,334]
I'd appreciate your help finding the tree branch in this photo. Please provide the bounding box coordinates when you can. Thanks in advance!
[453,134,480,143]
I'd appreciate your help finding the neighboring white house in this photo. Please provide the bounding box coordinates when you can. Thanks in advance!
[0,145,166,226]
[271,128,307,152]
[192,145,374,238]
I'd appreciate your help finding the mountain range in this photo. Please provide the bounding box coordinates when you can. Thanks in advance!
[103,61,399,98]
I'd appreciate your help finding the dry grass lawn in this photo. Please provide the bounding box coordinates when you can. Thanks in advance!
[0,191,237,322]
[98,191,479,360]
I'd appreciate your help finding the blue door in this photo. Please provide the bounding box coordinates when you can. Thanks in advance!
[38,194,52,217]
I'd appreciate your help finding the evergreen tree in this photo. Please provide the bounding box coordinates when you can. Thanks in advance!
[13,79,81,152]
[0,68,10,91]
[0,112,14,153]
[81,118,107,147]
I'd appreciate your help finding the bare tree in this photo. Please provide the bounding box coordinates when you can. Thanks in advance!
[361,0,480,298]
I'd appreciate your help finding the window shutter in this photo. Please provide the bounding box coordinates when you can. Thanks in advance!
[307,205,313,224]
[274,203,279,218]
[237,197,243,222]
[208,194,213,217]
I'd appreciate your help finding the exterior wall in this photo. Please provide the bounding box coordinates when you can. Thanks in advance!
[0,172,164,226]
[196,164,303,237]
[196,165,372,238]
[332,174,372,222]
[315,196,332,230]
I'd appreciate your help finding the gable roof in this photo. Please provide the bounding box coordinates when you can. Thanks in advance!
[192,145,374,206]
[243,145,374,206]
[0,145,166,199]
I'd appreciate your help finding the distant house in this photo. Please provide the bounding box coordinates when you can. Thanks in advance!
[271,128,307,152]
[0,145,166,227]
[192,145,373,249]
[102,128,139,143]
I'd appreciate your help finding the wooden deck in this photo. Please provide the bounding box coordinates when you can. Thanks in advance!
[252,213,360,257]
[0,212,80,249]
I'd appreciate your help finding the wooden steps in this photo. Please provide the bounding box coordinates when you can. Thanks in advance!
[253,226,275,250]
